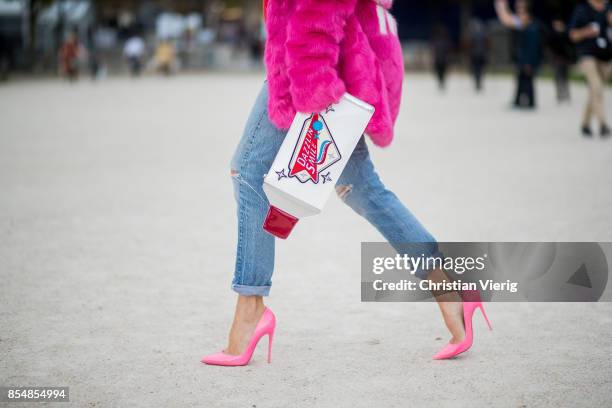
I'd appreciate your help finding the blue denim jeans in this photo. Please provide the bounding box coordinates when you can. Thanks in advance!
[230,84,442,296]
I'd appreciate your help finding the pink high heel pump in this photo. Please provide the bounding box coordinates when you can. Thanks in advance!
[201,307,276,366]
[433,293,492,360]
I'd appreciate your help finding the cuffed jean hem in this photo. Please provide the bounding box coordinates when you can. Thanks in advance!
[413,250,445,280]
[232,283,271,297]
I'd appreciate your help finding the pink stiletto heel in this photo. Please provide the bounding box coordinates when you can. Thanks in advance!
[433,292,492,360]
[267,331,274,363]
[201,307,276,366]
[479,303,493,331]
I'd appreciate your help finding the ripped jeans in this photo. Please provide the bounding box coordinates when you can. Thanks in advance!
[230,83,442,296]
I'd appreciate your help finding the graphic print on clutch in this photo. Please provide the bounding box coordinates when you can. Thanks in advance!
[287,113,341,184]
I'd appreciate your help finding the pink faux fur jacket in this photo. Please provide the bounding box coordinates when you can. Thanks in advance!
[264,0,403,147]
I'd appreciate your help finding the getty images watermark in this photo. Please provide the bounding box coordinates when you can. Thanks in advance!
[371,252,517,293]
[361,242,611,302]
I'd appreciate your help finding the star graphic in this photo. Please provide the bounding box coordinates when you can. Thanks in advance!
[275,169,287,181]
[325,105,335,114]
[321,172,332,184]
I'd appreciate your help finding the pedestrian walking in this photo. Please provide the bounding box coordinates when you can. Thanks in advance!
[495,0,542,109]
[58,29,84,82]
[467,18,489,92]
[548,19,575,103]
[153,39,176,76]
[432,24,452,91]
[569,0,612,137]
[123,34,146,77]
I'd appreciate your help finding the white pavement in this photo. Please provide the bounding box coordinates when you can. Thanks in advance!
[1,73,612,407]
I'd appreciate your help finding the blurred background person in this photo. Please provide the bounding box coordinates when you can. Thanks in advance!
[87,49,101,80]
[431,24,452,91]
[58,29,85,82]
[569,0,612,138]
[123,33,146,77]
[548,18,575,104]
[467,18,489,92]
[85,25,102,81]
[495,0,542,110]
[0,33,10,81]
[153,39,176,76]
[247,24,264,69]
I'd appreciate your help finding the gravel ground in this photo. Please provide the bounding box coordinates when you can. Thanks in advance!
[1,73,612,407]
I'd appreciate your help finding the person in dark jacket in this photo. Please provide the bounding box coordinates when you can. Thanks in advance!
[569,0,612,137]
[467,18,489,92]
[495,0,542,109]
[431,24,452,91]
[548,19,576,103]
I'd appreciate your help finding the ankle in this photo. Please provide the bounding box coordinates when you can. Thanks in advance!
[435,291,462,303]
[235,296,265,322]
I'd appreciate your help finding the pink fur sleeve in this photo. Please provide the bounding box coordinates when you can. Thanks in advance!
[286,0,357,113]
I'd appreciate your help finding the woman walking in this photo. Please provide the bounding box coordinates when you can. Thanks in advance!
[201,0,491,366]
[569,0,612,137]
